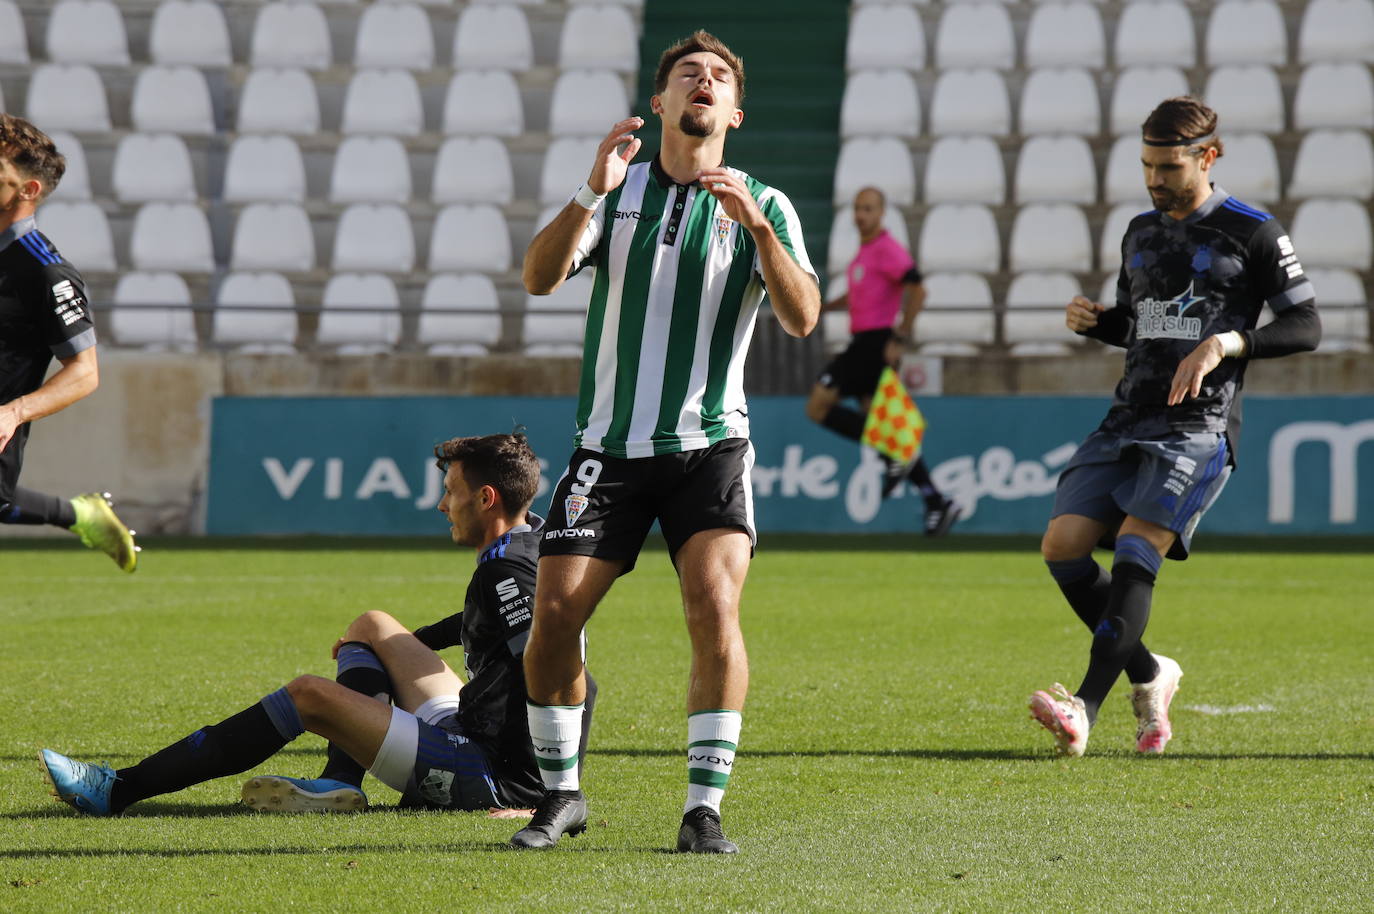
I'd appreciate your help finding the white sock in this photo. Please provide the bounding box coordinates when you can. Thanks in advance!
[527,702,583,792]
[685,710,741,815]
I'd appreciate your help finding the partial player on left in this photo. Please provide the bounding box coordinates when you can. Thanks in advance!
[0,114,137,572]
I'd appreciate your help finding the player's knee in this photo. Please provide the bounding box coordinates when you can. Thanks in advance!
[284,674,336,720]
[342,609,399,642]
[1041,527,1087,563]
[533,594,592,639]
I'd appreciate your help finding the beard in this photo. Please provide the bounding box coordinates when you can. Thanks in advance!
[678,108,714,138]
[1149,179,1198,213]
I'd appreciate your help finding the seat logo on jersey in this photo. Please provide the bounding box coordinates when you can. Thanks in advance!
[495,577,520,602]
[52,280,76,303]
[1276,235,1305,279]
[564,493,589,527]
[1136,280,1204,341]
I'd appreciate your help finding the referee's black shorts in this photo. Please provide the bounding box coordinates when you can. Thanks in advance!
[816,327,895,400]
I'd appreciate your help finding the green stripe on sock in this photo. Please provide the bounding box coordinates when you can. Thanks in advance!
[688,769,731,788]
[688,709,741,717]
[688,739,738,751]
[536,755,579,772]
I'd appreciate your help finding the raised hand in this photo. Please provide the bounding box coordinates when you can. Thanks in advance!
[588,117,644,195]
[698,168,769,232]
[1065,295,1103,332]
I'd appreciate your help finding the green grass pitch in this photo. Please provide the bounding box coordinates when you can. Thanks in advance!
[2,535,1371,912]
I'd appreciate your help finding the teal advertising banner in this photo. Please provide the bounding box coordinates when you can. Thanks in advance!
[207,396,1374,536]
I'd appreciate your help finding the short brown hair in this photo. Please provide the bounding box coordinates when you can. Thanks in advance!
[654,30,746,106]
[1142,96,1225,159]
[0,113,66,197]
[434,431,540,517]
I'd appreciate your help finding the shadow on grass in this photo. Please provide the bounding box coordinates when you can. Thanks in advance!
[3,747,326,764]
[587,747,1374,762]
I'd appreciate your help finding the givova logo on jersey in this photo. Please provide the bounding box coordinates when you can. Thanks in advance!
[1136,280,1205,341]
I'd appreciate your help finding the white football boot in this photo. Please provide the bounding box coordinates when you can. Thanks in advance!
[1029,683,1090,757]
[1130,654,1183,754]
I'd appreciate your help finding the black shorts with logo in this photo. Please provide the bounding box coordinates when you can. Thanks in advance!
[0,422,29,508]
[816,328,895,399]
[540,437,756,572]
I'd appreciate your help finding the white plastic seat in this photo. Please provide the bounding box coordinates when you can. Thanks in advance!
[429,204,511,273]
[846,5,926,71]
[1103,137,1151,205]
[1115,1,1195,68]
[111,272,195,349]
[918,204,1000,273]
[1025,3,1104,70]
[332,204,415,272]
[130,66,214,135]
[130,203,214,272]
[112,133,197,203]
[1291,199,1372,269]
[1288,130,1374,199]
[1294,63,1374,129]
[24,65,110,133]
[250,3,331,70]
[1109,67,1189,135]
[936,3,1015,70]
[442,70,524,136]
[841,70,920,138]
[1005,271,1081,350]
[420,273,503,356]
[354,2,435,70]
[539,138,601,205]
[149,0,231,67]
[524,272,592,355]
[231,203,314,272]
[45,0,129,65]
[549,70,630,137]
[929,69,1010,136]
[924,135,1004,205]
[35,202,115,271]
[1009,204,1092,272]
[1,0,30,63]
[213,272,297,352]
[918,272,995,352]
[432,137,514,205]
[318,273,401,352]
[223,135,306,203]
[237,69,321,135]
[1203,66,1284,133]
[1019,68,1101,136]
[341,70,424,136]
[453,5,533,71]
[559,5,638,72]
[1206,0,1287,67]
[826,208,911,276]
[329,137,411,204]
[1299,0,1374,64]
[1014,135,1096,205]
[1212,133,1280,205]
[47,132,91,201]
[1304,268,1369,350]
[833,137,915,206]
[1099,202,1151,274]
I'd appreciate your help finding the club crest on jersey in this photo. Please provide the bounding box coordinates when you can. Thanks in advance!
[1135,280,1205,341]
[714,215,734,246]
[564,493,589,527]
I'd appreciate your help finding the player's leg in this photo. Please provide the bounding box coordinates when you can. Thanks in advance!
[907,458,960,535]
[0,486,137,571]
[1,485,75,527]
[312,622,395,788]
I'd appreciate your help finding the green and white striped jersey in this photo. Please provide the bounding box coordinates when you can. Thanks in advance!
[566,157,817,458]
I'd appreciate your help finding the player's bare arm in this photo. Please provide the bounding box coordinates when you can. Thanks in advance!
[523,117,644,295]
[1065,295,1104,333]
[1167,334,1238,406]
[0,347,97,453]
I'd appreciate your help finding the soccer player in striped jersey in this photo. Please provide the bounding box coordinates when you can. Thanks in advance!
[0,114,137,571]
[1029,98,1320,757]
[512,31,821,853]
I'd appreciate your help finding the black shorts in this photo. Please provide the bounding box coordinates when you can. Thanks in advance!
[0,423,29,509]
[540,437,756,572]
[816,328,895,399]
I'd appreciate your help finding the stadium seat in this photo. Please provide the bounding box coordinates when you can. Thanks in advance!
[110,271,196,350]
[1013,135,1096,205]
[1099,202,1149,275]
[24,64,111,133]
[917,272,995,354]
[559,5,638,72]
[250,3,332,70]
[1206,0,1287,67]
[1304,268,1370,350]
[112,134,197,203]
[45,0,129,66]
[332,204,416,272]
[237,70,321,135]
[924,135,1004,205]
[841,70,920,138]
[1019,68,1101,136]
[230,203,314,272]
[442,70,524,136]
[213,272,297,352]
[1103,137,1151,205]
[523,272,592,355]
[47,132,91,201]
[1109,67,1189,135]
[354,2,435,70]
[318,273,402,353]
[453,5,533,71]
[918,204,1000,273]
[429,204,512,273]
[1291,199,1371,269]
[929,69,1010,136]
[223,135,306,203]
[1288,130,1374,199]
[1005,271,1081,352]
[129,203,214,273]
[130,66,214,136]
[432,137,514,205]
[539,138,601,205]
[936,3,1015,69]
[1213,133,1280,206]
[846,5,926,71]
[1024,3,1104,70]
[1009,204,1092,272]
[36,201,115,271]
[329,136,412,204]
[149,0,232,67]
[549,70,631,137]
[826,207,911,276]
[1203,66,1284,134]
[1299,0,1374,63]
[1115,1,1195,68]
[1294,63,1374,129]
[0,0,30,63]
[341,71,424,136]
[833,137,915,206]
[419,273,503,356]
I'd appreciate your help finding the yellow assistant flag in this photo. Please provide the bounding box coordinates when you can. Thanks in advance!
[862,366,925,464]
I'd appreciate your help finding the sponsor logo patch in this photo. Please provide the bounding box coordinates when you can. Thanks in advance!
[564,493,588,527]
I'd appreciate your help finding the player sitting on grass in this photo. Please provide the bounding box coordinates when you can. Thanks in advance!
[40,432,595,815]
